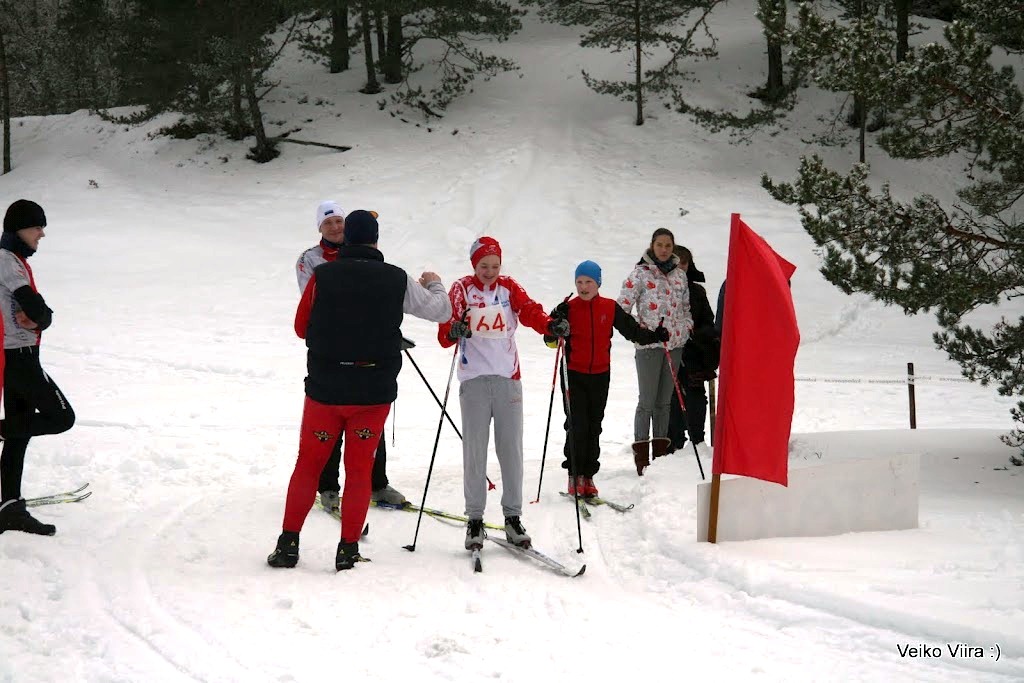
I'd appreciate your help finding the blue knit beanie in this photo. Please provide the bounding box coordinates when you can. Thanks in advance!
[574,260,602,286]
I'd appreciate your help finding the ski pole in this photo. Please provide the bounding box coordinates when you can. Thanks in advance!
[403,347,495,490]
[558,344,585,554]
[531,338,563,504]
[404,343,460,552]
[662,337,705,480]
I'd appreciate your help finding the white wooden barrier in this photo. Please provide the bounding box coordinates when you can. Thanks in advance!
[697,452,920,542]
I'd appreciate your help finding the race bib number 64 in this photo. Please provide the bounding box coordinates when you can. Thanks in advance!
[467,304,509,339]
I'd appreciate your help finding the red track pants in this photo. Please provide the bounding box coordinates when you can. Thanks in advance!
[282,397,391,543]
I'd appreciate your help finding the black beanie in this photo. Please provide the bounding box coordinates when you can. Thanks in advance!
[344,210,379,245]
[4,199,46,233]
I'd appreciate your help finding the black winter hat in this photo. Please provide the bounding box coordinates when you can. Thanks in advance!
[344,209,379,245]
[4,199,46,233]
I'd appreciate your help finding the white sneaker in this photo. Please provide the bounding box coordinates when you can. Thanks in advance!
[465,519,485,549]
[371,484,407,506]
[319,490,340,513]
[504,516,531,548]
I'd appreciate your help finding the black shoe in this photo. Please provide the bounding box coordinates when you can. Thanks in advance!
[267,531,300,568]
[0,499,56,536]
[336,540,369,571]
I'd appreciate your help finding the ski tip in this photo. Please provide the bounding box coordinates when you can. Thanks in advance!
[574,565,587,577]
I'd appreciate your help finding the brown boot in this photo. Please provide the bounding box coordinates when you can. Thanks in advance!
[651,437,671,459]
[632,441,650,476]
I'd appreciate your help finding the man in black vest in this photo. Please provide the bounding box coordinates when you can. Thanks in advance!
[268,210,452,571]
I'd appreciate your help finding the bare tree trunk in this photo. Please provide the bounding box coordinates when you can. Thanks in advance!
[231,67,247,138]
[383,10,402,83]
[374,5,386,63]
[330,1,350,73]
[759,0,786,101]
[0,27,10,174]
[894,0,910,62]
[851,0,869,154]
[359,3,381,93]
[633,0,643,126]
[858,94,866,162]
[231,0,275,161]
[243,58,276,162]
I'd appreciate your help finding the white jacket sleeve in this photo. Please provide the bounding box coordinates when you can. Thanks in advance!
[404,277,453,322]
[296,252,313,293]
[617,267,641,315]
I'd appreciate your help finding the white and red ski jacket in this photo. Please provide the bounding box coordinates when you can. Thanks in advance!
[438,275,551,383]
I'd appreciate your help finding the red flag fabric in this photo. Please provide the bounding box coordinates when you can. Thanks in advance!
[712,214,799,486]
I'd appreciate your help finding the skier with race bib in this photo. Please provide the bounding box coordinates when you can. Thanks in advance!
[437,236,569,552]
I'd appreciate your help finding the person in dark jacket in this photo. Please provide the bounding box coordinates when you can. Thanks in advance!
[668,246,719,455]
[268,210,452,571]
[0,199,75,536]
[295,201,407,512]
[547,260,667,496]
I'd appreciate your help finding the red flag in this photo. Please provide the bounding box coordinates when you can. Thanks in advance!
[712,214,799,486]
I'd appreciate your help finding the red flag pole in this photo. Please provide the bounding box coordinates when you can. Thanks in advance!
[707,262,728,542]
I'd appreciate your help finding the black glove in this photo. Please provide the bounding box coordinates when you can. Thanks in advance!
[447,320,472,340]
[654,324,670,342]
[400,336,416,351]
[551,301,570,319]
[547,318,570,338]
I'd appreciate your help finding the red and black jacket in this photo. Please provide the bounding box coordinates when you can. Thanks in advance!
[554,295,658,375]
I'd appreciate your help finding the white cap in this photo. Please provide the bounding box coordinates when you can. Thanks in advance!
[316,200,345,229]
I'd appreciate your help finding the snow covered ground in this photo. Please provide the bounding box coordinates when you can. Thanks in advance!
[1,2,1022,681]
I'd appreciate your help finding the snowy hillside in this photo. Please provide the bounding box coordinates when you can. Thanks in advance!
[0,2,1021,681]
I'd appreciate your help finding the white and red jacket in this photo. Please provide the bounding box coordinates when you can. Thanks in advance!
[617,251,692,351]
[438,275,552,383]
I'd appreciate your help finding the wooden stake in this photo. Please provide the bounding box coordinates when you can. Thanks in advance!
[707,473,722,543]
[907,362,917,429]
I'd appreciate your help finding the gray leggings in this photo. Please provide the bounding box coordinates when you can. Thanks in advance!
[634,347,682,441]
[459,375,524,519]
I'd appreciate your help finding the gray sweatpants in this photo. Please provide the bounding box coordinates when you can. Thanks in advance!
[634,347,682,441]
[460,375,524,519]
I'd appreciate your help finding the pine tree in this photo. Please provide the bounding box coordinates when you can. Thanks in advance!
[763,1,1024,464]
[788,0,898,162]
[753,0,788,103]
[385,0,524,119]
[109,0,303,162]
[295,1,351,74]
[358,0,382,93]
[528,0,723,125]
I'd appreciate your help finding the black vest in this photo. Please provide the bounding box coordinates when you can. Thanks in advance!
[304,244,408,405]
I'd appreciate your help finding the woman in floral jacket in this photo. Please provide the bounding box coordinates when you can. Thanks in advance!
[617,228,692,475]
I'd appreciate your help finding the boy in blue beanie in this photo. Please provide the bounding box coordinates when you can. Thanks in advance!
[547,260,667,496]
